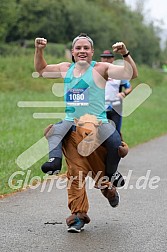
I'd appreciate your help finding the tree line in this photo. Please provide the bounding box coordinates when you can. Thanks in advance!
[1,0,167,66]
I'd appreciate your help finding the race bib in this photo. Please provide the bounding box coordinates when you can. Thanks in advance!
[66,88,89,106]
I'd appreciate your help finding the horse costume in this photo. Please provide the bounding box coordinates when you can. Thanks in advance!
[61,114,128,227]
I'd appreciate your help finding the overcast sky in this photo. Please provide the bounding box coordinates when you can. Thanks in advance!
[125,0,167,46]
[125,0,167,27]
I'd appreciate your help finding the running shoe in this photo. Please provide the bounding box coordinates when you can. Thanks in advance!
[67,217,85,233]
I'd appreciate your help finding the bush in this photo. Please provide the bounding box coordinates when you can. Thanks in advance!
[0,41,66,58]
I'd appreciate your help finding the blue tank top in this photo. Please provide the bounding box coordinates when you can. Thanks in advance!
[64,61,108,123]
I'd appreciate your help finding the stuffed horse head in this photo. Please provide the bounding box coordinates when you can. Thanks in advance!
[74,114,102,156]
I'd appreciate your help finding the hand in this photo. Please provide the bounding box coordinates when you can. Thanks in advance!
[35,37,47,49]
[117,92,126,99]
[112,42,128,55]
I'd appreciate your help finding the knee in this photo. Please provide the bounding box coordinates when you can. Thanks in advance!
[44,124,54,139]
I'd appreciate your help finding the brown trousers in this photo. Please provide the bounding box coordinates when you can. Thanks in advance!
[63,130,109,215]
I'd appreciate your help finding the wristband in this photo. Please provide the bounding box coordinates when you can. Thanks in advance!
[122,51,130,57]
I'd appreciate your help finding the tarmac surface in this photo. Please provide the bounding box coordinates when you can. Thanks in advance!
[0,134,167,252]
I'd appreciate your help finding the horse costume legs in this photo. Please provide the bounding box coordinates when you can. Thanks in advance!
[63,130,91,214]
[63,126,118,229]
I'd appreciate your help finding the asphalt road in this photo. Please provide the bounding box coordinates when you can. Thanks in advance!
[1,135,167,252]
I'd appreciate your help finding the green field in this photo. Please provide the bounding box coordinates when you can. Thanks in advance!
[1,54,167,195]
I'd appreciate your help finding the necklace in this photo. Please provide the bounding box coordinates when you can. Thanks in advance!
[74,66,85,77]
[74,63,89,77]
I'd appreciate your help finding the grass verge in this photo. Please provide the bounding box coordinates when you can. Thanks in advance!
[1,57,167,195]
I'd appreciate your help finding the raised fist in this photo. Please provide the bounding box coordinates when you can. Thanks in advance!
[112,42,128,55]
[35,37,47,49]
